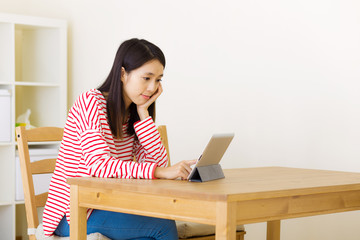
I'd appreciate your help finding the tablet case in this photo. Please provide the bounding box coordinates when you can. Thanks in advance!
[188,164,225,182]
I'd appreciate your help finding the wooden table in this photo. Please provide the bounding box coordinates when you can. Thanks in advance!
[68,167,360,240]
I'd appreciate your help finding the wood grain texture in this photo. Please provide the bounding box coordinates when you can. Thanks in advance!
[215,201,236,240]
[24,127,63,142]
[78,186,217,224]
[70,185,87,240]
[267,220,280,240]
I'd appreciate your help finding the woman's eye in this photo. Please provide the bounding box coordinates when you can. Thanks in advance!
[143,77,150,81]
[156,79,162,82]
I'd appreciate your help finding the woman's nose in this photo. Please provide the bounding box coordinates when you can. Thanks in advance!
[147,80,157,93]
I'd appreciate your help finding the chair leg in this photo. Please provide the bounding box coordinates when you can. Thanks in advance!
[238,231,246,240]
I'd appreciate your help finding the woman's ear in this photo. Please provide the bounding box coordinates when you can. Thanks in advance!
[121,67,126,82]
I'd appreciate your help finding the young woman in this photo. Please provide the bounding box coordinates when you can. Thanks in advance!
[42,38,196,239]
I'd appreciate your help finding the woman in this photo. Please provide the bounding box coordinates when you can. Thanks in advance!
[42,38,196,239]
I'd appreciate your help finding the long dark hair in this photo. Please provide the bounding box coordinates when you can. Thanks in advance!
[98,38,166,139]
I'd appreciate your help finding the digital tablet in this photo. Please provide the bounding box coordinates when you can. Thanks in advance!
[188,133,234,182]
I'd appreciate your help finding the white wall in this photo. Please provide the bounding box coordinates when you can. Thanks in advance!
[1,0,360,239]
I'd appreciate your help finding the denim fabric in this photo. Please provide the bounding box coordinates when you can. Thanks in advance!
[54,209,178,240]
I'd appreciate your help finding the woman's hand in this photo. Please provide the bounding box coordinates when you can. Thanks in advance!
[154,159,197,180]
[137,83,163,120]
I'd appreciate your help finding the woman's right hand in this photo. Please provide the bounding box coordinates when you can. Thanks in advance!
[154,159,197,180]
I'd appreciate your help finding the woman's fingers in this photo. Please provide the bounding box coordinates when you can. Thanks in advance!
[177,159,197,180]
[187,159,197,166]
[149,83,163,104]
[137,83,163,112]
[180,161,192,174]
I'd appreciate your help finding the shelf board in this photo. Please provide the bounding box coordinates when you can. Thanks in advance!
[0,82,13,86]
[15,201,25,205]
[0,142,13,147]
[0,13,67,29]
[1,82,61,87]
[15,82,60,87]
[13,141,61,148]
[2,141,61,146]
[0,141,61,147]
[27,141,61,146]
[0,201,13,206]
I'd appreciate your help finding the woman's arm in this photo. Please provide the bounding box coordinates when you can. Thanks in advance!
[133,117,168,167]
[77,91,158,179]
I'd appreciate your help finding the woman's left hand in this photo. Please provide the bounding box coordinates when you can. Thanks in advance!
[137,83,163,120]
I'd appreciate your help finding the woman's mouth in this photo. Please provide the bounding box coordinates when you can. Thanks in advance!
[141,94,150,100]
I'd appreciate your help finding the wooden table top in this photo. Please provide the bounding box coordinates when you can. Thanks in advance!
[67,167,360,202]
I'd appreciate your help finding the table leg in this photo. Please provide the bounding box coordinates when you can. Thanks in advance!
[70,185,87,240]
[215,201,236,240]
[267,220,281,240]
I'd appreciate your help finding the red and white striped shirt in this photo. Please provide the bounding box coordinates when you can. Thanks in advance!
[42,89,168,236]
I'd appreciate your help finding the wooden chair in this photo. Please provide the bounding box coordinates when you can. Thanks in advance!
[157,125,246,240]
[16,126,108,240]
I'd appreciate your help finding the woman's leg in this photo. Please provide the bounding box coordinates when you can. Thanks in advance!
[54,215,71,237]
[54,209,178,240]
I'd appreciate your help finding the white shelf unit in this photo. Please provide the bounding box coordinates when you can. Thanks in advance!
[0,13,67,240]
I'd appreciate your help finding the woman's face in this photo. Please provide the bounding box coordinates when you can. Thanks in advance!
[122,59,164,108]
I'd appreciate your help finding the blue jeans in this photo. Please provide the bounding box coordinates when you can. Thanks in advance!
[54,209,178,240]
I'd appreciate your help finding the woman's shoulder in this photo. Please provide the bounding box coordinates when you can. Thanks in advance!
[80,88,103,98]
[70,89,106,113]
[75,89,105,103]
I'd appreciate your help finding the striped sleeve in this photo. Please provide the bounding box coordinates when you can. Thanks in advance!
[77,92,157,179]
[133,117,169,168]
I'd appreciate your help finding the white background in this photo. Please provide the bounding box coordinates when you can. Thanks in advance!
[1,0,360,239]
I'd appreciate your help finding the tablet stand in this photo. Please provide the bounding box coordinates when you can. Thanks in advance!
[189,164,225,182]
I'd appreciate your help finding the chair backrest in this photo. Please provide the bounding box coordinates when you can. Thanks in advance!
[157,125,171,166]
[16,126,64,240]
